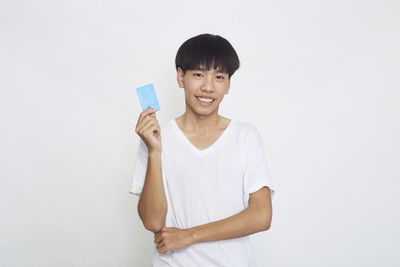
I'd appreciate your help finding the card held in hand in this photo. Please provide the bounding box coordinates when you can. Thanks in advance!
[136,83,160,112]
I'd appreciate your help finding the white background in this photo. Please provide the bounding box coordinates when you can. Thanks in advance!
[1,0,399,266]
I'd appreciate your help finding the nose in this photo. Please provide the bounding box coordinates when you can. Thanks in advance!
[201,76,214,92]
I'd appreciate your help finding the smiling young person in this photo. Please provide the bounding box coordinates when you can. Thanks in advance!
[131,33,275,267]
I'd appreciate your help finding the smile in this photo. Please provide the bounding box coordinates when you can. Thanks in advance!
[195,96,215,105]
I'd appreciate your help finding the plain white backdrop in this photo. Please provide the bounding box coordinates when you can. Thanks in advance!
[1,0,399,266]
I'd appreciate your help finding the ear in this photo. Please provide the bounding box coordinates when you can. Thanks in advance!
[177,67,184,88]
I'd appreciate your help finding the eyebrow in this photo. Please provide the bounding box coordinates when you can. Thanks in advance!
[196,68,227,74]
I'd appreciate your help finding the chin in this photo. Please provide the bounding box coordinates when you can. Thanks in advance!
[195,106,219,116]
[188,104,218,116]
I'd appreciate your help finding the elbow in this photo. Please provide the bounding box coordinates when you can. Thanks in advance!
[143,222,164,234]
[260,209,272,231]
[138,209,167,234]
[262,221,271,231]
[137,200,167,233]
[248,206,272,232]
[139,213,167,234]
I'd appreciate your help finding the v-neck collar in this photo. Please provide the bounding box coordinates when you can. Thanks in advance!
[170,118,234,157]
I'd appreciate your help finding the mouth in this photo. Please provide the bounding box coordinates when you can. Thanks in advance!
[195,96,216,105]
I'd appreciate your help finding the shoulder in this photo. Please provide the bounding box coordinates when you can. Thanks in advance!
[232,119,260,139]
[229,119,262,150]
[233,120,264,155]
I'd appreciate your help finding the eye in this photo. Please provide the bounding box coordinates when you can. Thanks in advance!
[193,73,203,77]
[216,75,225,80]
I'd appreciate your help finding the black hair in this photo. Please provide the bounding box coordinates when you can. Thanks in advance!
[175,33,240,79]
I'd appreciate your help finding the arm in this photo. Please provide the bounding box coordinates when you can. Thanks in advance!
[135,108,167,234]
[189,186,272,243]
[154,187,272,253]
[138,150,168,234]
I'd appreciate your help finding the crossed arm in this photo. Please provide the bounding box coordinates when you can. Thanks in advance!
[153,186,273,254]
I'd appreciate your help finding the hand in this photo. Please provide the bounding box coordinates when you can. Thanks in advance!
[135,107,161,152]
[154,227,194,254]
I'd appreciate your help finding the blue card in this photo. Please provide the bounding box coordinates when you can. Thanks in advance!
[136,83,160,112]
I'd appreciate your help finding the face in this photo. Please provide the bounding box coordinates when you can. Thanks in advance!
[177,66,230,117]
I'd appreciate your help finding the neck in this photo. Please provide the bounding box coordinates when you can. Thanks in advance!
[179,108,221,133]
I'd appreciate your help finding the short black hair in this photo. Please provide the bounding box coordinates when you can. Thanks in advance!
[175,33,240,79]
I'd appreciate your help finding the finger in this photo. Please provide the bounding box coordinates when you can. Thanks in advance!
[138,109,157,124]
[145,108,157,118]
[159,245,168,254]
[149,111,157,118]
[156,232,165,243]
[136,107,157,128]
[143,106,156,115]
[137,107,151,124]
[157,242,166,251]
[137,117,159,135]
[140,120,159,137]
[136,111,156,131]
[142,107,156,117]
[154,235,162,244]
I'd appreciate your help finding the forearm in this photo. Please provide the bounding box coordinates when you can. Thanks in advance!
[138,151,167,233]
[188,206,270,244]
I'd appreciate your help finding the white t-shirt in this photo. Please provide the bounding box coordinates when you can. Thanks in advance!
[130,118,275,267]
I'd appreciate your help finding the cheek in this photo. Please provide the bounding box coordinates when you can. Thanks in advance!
[183,85,197,96]
[183,89,196,102]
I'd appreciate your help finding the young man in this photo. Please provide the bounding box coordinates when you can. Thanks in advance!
[131,33,275,266]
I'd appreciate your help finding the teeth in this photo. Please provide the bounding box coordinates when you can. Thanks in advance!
[197,97,214,103]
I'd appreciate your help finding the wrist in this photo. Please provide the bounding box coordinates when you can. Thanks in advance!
[186,227,197,245]
[149,149,162,156]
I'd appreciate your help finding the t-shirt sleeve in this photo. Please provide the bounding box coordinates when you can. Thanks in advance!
[129,138,149,197]
[243,124,275,208]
